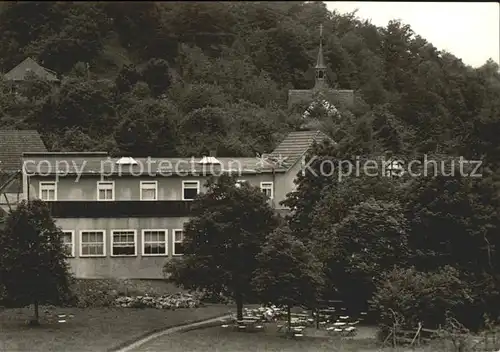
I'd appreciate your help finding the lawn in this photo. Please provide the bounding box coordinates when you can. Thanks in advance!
[134,323,500,352]
[132,324,468,352]
[133,325,385,352]
[0,304,230,352]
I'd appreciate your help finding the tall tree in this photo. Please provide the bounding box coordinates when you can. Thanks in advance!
[252,225,324,331]
[115,64,141,93]
[324,199,409,311]
[0,200,73,325]
[281,139,338,245]
[164,174,279,320]
[141,58,171,97]
[404,166,500,324]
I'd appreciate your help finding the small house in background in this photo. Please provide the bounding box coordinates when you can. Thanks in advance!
[3,57,59,95]
[4,57,59,82]
[0,130,48,214]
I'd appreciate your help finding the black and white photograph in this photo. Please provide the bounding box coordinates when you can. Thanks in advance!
[0,1,499,351]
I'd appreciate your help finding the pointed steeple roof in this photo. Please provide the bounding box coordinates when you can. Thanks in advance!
[315,24,326,69]
[287,23,354,109]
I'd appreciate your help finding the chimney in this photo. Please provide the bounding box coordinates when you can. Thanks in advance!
[209,150,217,157]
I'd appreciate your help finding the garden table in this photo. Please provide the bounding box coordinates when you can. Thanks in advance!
[236,319,264,331]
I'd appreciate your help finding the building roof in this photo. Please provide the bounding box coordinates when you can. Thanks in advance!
[0,130,47,193]
[288,88,354,108]
[316,39,326,69]
[0,130,48,171]
[21,131,332,177]
[23,156,283,176]
[4,57,59,82]
[288,24,354,108]
[268,130,333,169]
[198,156,221,164]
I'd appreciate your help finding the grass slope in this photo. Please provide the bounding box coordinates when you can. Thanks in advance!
[0,304,230,352]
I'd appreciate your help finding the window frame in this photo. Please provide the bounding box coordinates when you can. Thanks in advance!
[172,229,185,256]
[182,180,200,201]
[97,181,115,201]
[260,181,274,199]
[79,230,106,257]
[39,181,57,201]
[140,181,158,201]
[142,229,168,256]
[110,229,137,257]
[61,230,75,258]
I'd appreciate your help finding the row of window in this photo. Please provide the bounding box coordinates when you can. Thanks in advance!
[60,229,185,258]
[40,180,274,201]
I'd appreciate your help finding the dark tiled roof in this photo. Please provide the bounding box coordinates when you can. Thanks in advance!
[0,174,21,194]
[268,130,333,168]
[0,130,47,194]
[0,130,47,172]
[0,173,16,191]
[4,57,59,82]
[288,88,354,108]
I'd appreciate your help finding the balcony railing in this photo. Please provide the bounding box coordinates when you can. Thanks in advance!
[46,201,193,218]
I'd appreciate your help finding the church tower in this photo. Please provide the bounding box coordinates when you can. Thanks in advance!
[314,24,327,89]
[287,24,354,109]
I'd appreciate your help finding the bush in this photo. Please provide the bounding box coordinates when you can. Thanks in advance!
[370,266,474,335]
[113,292,201,309]
[70,279,120,308]
[69,279,187,308]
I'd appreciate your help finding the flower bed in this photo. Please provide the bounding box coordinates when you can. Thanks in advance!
[114,292,202,309]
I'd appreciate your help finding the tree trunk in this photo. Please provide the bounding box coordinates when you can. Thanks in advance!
[314,307,320,329]
[30,300,40,326]
[287,305,291,333]
[235,292,243,320]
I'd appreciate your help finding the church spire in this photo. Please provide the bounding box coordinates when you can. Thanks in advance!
[314,24,327,89]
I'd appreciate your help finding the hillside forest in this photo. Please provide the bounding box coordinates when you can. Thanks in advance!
[1,1,500,330]
[0,1,498,159]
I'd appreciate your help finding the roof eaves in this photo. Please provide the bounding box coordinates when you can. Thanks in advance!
[26,169,288,176]
[23,152,109,157]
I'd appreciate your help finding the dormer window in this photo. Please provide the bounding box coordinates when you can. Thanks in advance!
[116,157,138,165]
[198,156,221,165]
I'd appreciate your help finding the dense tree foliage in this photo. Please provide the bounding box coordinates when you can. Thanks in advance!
[252,225,325,330]
[0,200,73,325]
[371,266,474,332]
[285,136,500,329]
[164,175,279,320]
[1,1,500,330]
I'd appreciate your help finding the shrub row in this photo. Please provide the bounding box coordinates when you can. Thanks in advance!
[114,293,201,309]
[69,279,186,308]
